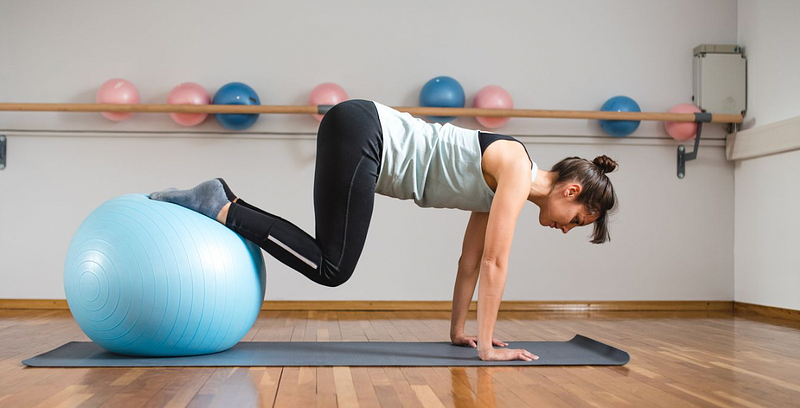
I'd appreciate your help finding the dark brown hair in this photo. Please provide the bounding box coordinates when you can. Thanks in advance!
[551,155,618,244]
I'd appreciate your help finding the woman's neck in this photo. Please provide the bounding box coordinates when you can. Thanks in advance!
[529,169,556,206]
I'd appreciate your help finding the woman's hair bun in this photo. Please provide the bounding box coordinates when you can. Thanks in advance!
[592,155,618,174]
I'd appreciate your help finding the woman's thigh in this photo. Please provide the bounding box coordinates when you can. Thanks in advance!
[313,100,383,276]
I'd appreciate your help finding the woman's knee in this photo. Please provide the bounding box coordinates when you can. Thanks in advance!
[319,265,354,287]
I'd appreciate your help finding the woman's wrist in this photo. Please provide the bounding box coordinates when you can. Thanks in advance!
[477,345,494,358]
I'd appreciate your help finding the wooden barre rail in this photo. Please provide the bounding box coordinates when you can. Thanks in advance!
[0,102,744,123]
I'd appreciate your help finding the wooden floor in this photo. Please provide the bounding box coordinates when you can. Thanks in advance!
[1,309,800,408]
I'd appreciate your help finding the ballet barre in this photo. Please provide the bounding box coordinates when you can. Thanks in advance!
[0,103,743,123]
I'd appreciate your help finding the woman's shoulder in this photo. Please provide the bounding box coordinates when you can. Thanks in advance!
[480,140,532,192]
[482,139,531,172]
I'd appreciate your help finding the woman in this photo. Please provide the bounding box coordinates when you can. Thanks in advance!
[149,99,618,362]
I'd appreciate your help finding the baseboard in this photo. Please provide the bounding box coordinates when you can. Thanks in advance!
[261,300,733,311]
[0,299,68,310]
[0,299,732,312]
[5,300,798,324]
[734,302,800,321]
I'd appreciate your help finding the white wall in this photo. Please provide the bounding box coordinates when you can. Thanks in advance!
[0,0,737,302]
[734,0,800,310]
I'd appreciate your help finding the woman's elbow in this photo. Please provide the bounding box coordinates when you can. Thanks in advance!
[481,256,507,271]
[458,256,481,276]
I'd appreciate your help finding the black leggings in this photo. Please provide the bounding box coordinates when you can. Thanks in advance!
[225,100,383,287]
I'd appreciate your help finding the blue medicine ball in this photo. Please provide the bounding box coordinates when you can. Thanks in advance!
[419,76,465,123]
[64,194,266,357]
[599,95,641,137]
[213,82,261,130]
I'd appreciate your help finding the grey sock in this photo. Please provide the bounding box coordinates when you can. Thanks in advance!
[149,179,230,220]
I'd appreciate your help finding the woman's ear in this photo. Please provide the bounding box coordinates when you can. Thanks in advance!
[565,183,582,198]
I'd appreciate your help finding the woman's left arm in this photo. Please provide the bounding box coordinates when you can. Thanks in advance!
[476,159,533,361]
[450,212,487,344]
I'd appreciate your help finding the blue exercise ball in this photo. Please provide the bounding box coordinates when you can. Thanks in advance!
[419,76,465,123]
[213,82,261,130]
[599,95,641,137]
[64,194,266,357]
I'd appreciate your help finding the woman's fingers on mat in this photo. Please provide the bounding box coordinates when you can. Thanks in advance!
[492,338,507,347]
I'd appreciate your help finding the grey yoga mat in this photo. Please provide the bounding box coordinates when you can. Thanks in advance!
[23,334,629,367]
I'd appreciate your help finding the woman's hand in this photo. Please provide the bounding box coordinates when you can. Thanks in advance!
[451,333,508,348]
[478,347,539,362]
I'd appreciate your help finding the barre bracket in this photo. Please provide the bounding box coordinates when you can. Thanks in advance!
[677,113,712,179]
[0,135,5,170]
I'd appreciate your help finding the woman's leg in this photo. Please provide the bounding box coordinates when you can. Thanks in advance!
[224,99,383,287]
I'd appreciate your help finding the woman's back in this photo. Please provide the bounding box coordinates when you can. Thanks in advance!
[373,100,498,212]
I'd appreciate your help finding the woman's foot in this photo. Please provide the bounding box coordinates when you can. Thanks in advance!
[215,178,238,202]
[149,179,233,223]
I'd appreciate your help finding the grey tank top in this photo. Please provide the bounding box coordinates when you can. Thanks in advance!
[371,101,538,212]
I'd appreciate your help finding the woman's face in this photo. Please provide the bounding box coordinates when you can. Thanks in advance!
[538,183,597,234]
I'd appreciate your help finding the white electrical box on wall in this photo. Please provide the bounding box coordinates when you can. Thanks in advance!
[693,44,747,115]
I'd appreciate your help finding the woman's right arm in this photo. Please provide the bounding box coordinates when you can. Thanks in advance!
[476,159,538,362]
